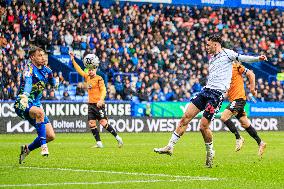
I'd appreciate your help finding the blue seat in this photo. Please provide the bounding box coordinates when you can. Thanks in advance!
[75,96,83,102]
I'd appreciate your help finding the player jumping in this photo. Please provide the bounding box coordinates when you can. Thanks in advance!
[69,52,123,148]
[154,34,267,167]
[220,62,266,156]
[15,47,58,164]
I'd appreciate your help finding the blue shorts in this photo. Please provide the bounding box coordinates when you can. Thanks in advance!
[191,88,224,121]
[14,99,49,127]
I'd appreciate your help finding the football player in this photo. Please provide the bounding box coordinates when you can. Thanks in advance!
[220,62,266,156]
[16,47,58,164]
[154,34,267,167]
[70,52,123,148]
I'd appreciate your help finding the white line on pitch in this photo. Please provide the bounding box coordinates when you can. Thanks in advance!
[0,178,212,187]
[18,166,219,180]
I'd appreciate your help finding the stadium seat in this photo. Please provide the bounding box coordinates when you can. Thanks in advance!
[83,95,88,102]
[75,96,83,102]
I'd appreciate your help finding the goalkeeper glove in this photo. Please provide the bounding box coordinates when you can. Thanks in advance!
[18,94,29,109]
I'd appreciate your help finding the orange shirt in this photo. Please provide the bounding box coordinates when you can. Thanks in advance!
[227,64,247,102]
[73,61,106,103]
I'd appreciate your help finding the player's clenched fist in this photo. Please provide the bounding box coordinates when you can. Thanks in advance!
[97,100,104,108]
[69,52,75,61]
[258,55,267,61]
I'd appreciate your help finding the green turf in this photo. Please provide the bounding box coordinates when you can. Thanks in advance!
[0,132,283,188]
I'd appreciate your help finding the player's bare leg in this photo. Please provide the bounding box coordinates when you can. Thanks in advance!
[199,117,215,168]
[46,123,55,142]
[221,109,244,152]
[100,119,123,148]
[154,103,200,155]
[89,120,103,148]
[238,116,266,156]
[200,117,212,143]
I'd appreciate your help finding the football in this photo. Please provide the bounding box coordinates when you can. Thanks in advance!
[83,54,100,69]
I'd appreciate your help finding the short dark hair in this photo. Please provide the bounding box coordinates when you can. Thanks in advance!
[208,34,223,44]
[29,46,44,56]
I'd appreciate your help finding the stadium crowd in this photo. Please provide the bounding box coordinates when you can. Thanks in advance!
[0,0,283,102]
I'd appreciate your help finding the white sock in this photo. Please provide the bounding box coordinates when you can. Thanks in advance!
[41,144,48,148]
[115,135,120,140]
[205,142,213,151]
[168,132,180,148]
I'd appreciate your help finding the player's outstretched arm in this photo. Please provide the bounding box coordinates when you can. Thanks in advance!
[246,70,257,96]
[69,52,87,78]
[19,66,33,108]
[238,54,267,63]
[226,49,267,63]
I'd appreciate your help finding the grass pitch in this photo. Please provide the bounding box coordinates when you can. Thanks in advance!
[0,132,283,188]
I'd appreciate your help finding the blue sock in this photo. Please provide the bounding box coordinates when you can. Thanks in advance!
[28,122,46,151]
[28,137,41,151]
[35,122,47,146]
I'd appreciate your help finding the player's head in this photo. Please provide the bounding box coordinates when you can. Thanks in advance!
[88,68,96,77]
[29,46,46,66]
[206,34,222,55]
[85,66,98,77]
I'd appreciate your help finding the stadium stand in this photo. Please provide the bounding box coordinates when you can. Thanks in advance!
[0,1,283,102]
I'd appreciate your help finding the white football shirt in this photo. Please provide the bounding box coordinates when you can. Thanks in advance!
[206,48,259,92]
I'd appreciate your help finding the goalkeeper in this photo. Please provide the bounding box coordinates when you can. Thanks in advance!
[15,47,59,164]
[69,52,123,148]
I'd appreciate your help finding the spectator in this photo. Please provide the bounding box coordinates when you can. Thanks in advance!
[48,90,58,100]
[1,88,9,100]
[138,87,149,102]
[42,90,48,100]
[76,82,85,96]
[62,90,71,100]
[0,1,283,102]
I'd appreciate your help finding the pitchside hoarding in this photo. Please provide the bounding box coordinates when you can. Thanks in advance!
[174,0,284,9]
[0,102,283,133]
[0,116,281,133]
[150,102,284,117]
[250,102,284,116]
[97,0,284,9]
[151,102,250,118]
[0,102,130,133]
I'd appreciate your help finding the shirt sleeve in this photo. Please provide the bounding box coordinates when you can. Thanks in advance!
[224,49,239,61]
[72,59,87,79]
[225,49,259,63]
[98,77,106,100]
[23,64,33,95]
[237,54,259,63]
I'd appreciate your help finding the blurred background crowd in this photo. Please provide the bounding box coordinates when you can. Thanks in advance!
[0,0,283,102]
